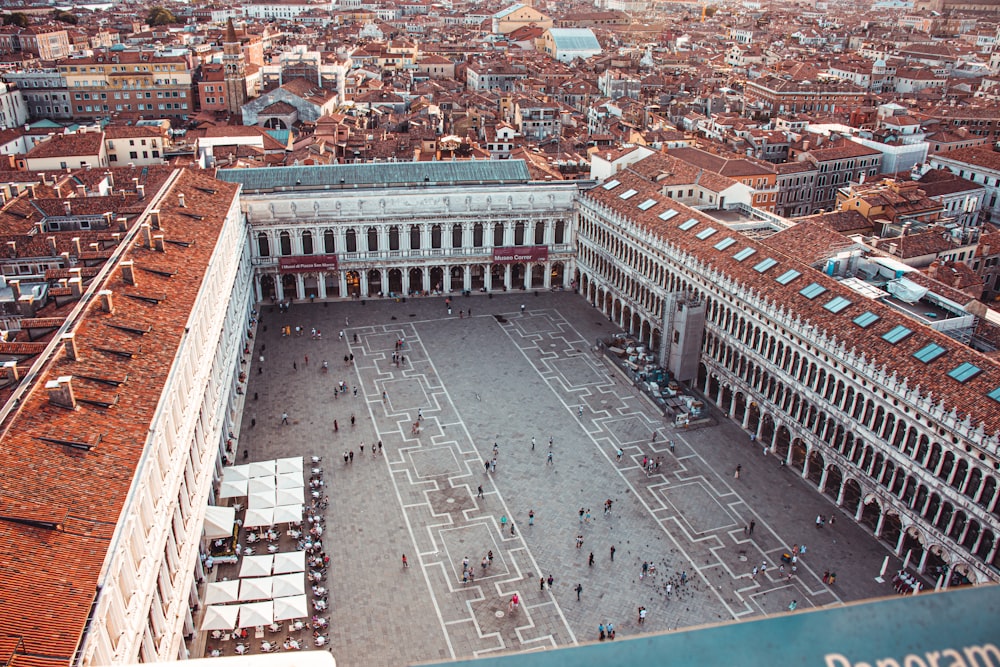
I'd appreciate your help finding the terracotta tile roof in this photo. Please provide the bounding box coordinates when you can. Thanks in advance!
[0,167,240,667]
[875,230,953,258]
[581,165,1000,435]
[24,133,104,160]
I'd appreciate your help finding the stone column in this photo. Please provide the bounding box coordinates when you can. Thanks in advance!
[275,274,285,302]
[818,464,829,492]
[874,510,886,538]
[443,267,452,294]
[339,271,348,298]
[318,273,327,299]
[543,261,552,288]
[423,269,431,294]
[254,273,263,302]
[504,264,512,291]
[360,270,369,297]
[402,270,410,296]
[463,265,472,292]
[295,273,305,300]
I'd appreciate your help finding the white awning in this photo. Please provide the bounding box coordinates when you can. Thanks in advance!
[203,505,236,539]
[201,604,240,631]
[237,600,274,628]
[271,551,305,574]
[204,579,241,606]
[238,554,274,578]
[272,595,309,621]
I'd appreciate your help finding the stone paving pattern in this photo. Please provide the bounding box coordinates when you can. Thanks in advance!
[234,292,902,667]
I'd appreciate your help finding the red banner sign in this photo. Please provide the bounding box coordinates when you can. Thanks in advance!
[279,255,339,273]
[492,246,548,264]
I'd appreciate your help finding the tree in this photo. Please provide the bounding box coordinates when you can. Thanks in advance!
[2,12,29,27]
[52,9,78,24]
[146,6,176,26]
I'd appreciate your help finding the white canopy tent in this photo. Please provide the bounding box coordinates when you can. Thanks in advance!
[276,457,304,474]
[222,465,251,484]
[219,478,248,499]
[201,604,240,631]
[248,477,277,496]
[276,472,302,490]
[272,595,309,621]
[271,551,305,574]
[204,579,241,606]
[238,577,273,602]
[270,573,305,598]
[248,461,276,478]
[238,554,274,579]
[203,506,236,539]
[243,507,274,528]
[275,487,304,507]
[237,600,274,628]
[272,504,303,525]
[248,490,277,510]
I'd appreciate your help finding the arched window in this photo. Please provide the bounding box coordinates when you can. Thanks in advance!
[473,223,484,247]
[323,229,335,253]
[493,222,504,246]
[279,231,291,256]
[534,221,545,244]
[514,221,525,245]
[345,229,357,252]
[452,223,463,248]
[431,224,442,249]
[554,219,565,244]
[367,226,378,252]
[257,232,270,256]
[302,230,313,255]
[389,225,400,251]
[410,225,420,250]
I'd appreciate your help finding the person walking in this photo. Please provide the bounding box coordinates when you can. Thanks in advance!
[735,464,742,480]
[499,515,507,531]
[575,583,583,601]
[528,510,534,526]
[547,450,553,465]
[638,607,647,624]
[281,412,289,425]
[402,554,408,568]
[610,545,616,562]
[520,304,525,313]
[788,600,798,612]
[477,485,484,498]
[749,520,756,535]
[588,552,595,567]
[531,436,535,450]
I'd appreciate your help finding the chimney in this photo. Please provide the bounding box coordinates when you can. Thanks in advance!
[121,260,136,285]
[178,192,186,208]
[28,184,36,198]
[6,240,15,253]
[136,184,145,198]
[72,237,82,255]
[105,170,114,188]
[153,234,165,253]
[45,376,76,409]
[76,184,86,197]
[116,216,128,232]
[47,236,57,255]
[98,289,113,312]
[64,201,72,216]
[34,221,44,235]
[9,279,20,300]
[141,223,152,248]
[60,251,70,266]
[62,333,78,361]
[18,294,36,318]
[103,212,113,228]
[150,209,161,230]
[2,359,18,382]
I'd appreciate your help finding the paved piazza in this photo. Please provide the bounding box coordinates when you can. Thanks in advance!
[231,292,902,666]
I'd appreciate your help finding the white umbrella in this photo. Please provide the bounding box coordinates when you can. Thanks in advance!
[237,600,274,628]
[272,504,303,525]
[270,573,305,598]
[219,478,248,499]
[201,604,240,631]
[204,579,241,605]
[248,460,276,478]
[243,507,274,529]
[248,490,276,510]
[271,551,305,574]
[275,487,304,506]
[272,595,309,621]
[276,472,302,490]
[248,477,277,496]
[223,465,251,484]
[204,506,236,539]
[239,576,273,602]
[238,554,274,579]
[276,457,303,474]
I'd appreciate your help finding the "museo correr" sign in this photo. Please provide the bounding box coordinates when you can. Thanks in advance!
[492,246,549,264]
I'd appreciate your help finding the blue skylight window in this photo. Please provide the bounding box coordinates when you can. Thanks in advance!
[602,179,621,190]
[799,283,827,299]
[853,311,880,328]
[658,209,679,221]
[619,189,638,200]
[638,198,657,211]
[824,296,852,313]
[733,248,756,262]
[948,362,982,383]
[754,258,778,273]
[679,218,699,231]
[714,237,737,250]
[913,343,946,364]
[775,269,801,285]
[882,325,913,344]
[988,386,1000,403]
[695,227,718,240]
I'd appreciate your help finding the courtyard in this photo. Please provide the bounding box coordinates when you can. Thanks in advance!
[222,291,902,666]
